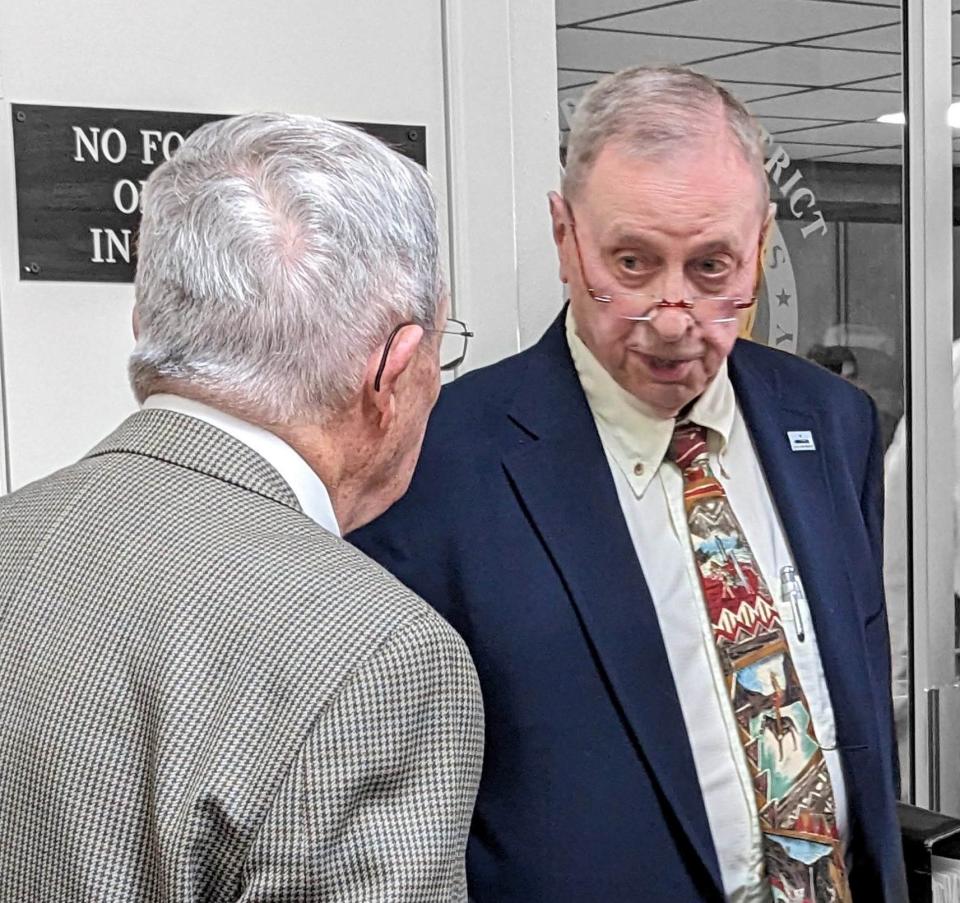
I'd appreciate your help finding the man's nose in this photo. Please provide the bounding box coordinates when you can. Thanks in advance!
[649,302,694,341]
[646,267,697,338]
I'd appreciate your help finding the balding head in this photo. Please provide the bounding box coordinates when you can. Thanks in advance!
[563,65,769,213]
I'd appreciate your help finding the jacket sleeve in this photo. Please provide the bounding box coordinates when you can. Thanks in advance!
[238,613,484,902]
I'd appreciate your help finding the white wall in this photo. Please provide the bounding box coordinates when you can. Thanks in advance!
[442,0,561,369]
[0,0,451,489]
[0,0,559,491]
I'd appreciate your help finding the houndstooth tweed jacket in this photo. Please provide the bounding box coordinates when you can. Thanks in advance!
[0,410,484,902]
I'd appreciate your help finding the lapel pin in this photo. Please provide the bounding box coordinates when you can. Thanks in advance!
[787,430,816,452]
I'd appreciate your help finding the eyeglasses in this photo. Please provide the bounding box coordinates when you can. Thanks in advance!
[374,317,474,391]
[591,293,755,324]
[565,202,757,325]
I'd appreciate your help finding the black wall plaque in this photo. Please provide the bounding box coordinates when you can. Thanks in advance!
[12,104,427,283]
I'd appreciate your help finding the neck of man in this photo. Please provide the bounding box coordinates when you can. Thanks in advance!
[272,418,382,536]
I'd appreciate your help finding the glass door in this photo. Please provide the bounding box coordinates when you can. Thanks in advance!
[555,0,955,810]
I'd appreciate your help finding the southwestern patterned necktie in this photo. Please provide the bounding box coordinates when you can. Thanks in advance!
[670,421,851,903]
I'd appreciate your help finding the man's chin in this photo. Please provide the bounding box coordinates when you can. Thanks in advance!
[632,382,702,419]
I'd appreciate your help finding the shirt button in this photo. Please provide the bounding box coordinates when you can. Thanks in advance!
[634,462,644,476]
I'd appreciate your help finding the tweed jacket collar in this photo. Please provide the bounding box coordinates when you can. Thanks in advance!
[86,409,303,514]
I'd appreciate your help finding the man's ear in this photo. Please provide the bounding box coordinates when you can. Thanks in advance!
[548,190,571,285]
[362,325,426,429]
[132,305,141,341]
[754,202,778,293]
[760,202,776,256]
[740,204,777,341]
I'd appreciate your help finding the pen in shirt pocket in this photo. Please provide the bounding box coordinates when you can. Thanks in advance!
[779,565,806,643]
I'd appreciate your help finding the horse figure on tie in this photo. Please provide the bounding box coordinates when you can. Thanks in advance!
[761,673,800,762]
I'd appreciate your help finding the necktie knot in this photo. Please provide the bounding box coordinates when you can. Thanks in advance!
[669,420,709,472]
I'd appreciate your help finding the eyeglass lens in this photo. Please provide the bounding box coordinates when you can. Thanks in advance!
[601,293,747,324]
[439,329,468,370]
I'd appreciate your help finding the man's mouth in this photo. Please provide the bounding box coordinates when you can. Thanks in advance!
[637,353,695,381]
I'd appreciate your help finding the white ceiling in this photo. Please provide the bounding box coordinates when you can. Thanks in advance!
[556,0,960,167]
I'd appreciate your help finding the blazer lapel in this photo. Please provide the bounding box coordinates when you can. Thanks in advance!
[728,343,877,753]
[502,316,723,893]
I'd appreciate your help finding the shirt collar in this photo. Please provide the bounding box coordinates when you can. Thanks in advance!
[565,306,736,496]
[142,394,341,536]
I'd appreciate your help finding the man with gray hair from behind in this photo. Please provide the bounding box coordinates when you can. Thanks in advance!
[0,113,483,902]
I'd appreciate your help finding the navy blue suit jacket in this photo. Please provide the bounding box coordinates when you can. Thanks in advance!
[351,312,908,902]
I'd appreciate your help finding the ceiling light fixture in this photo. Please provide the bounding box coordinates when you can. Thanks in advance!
[876,104,960,126]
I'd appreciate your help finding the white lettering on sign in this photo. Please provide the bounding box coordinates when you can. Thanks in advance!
[90,227,132,264]
[139,129,163,165]
[112,178,147,214]
[67,117,199,268]
[101,128,127,163]
[72,126,128,163]
[72,127,99,162]
[765,145,791,183]
[800,214,827,238]
[789,187,817,217]
[139,129,184,164]
[762,138,828,238]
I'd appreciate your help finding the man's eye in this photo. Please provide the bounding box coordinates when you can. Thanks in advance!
[697,257,730,276]
[617,255,648,273]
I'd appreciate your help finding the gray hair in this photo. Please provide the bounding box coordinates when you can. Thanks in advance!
[130,112,443,423]
[563,65,768,206]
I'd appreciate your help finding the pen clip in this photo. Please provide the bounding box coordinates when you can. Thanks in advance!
[778,566,837,750]
[779,565,806,643]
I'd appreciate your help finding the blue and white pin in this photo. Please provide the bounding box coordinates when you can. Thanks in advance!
[787,430,816,452]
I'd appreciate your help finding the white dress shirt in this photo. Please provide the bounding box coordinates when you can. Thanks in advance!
[142,394,340,536]
[565,310,848,901]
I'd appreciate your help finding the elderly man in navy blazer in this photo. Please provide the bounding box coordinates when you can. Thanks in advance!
[352,65,906,902]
